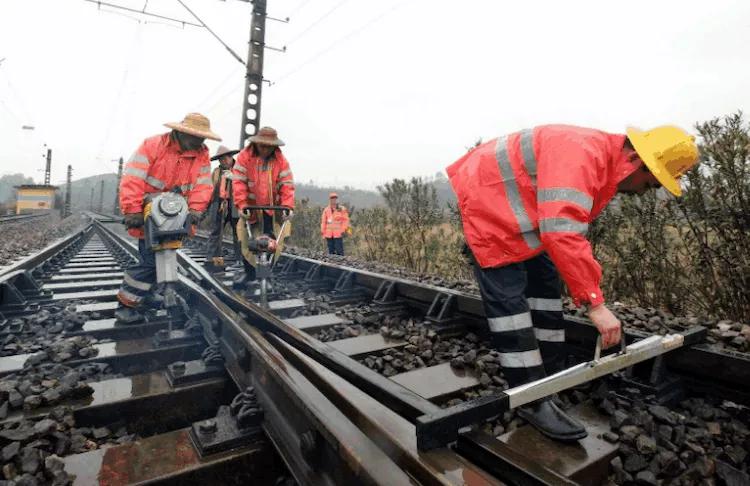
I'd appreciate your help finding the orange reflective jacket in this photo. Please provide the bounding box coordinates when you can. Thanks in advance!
[231,146,295,222]
[446,125,639,307]
[321,205,350,238]
[119,133,212,238]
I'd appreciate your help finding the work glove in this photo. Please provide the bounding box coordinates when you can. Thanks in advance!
[123,213,144,229]
[189,210,204,222]
[281,209,294,221]
[588,304,622,349]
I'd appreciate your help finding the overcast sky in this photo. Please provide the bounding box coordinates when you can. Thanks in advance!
[1,0,748,189]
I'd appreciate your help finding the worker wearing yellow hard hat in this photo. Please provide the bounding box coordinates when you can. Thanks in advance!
[625,125,700,196]
[446,123,699,441]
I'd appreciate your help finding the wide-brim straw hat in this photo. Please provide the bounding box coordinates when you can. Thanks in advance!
[248,126,285,146]
[164,112,222,142]
[211,145,240,161]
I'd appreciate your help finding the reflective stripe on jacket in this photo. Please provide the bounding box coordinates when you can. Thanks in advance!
[119,132,212,238]
[446,125,639,307]
[231,146,295,222]
[321,205,350,238]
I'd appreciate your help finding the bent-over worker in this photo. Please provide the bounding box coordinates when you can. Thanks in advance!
[320,192,350,255]
[115,112,220,323]
[231,126,295,286]
[204,145,242,273]
[446,124,699,441]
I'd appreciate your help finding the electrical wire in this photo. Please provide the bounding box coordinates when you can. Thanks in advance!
[287,0,313,18]
[273,0,411,86]
[286,0,350,46]
[197,64,245,111]
[176,0,246,66]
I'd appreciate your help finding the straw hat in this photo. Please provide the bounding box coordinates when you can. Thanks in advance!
[164,113,222,142]
[248,126,285,146]
[211,145,240,161]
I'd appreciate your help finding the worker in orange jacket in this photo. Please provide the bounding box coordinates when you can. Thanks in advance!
[231,126,295,286]
[204,145,242,273]
[115,112,220,323]
[447,125,699,441]
[320,192,350,255]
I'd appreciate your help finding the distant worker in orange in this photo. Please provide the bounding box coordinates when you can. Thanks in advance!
[320,192,350,255]
[231,126,295,286]
[115,112,220,323]
[204,145,241,273]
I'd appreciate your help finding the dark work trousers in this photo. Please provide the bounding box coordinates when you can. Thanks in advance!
[205,204,241,266]
[242,212,275,281]
[326,237,344,255]
[473,252,566,388]
[116,239,156,308]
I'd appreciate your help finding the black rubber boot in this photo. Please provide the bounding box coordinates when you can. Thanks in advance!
[114,305,144,325]
[517,398,587,441]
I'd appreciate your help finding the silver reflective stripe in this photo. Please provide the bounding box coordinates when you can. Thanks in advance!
[117,288,143,303]
[278,170,291,178]
[495,136,541,249]
[180,184,194,192]
[538,188,593,212]
[539,217,588,235]
[233,174,248,182]
[488,312,532,332]
[498,350,543,368]
[519,129,538,185]
[124,273,151,291]
[528,297,563,312]
[146,176,165,189]
[534,328,565,342]
[196,176,212,185]
[235,165,247,173]
[123,166,147,180]
[276,180,294,190]
[199,165,211,174]
[128,152,149,164]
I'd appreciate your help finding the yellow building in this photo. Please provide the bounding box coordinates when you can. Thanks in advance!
[15,185,57,214]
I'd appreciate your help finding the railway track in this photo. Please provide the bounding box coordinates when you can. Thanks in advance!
[0,213,747,485]
[0,213,51,225]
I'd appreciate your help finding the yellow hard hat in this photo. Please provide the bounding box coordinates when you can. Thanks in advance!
[625,125,700,196]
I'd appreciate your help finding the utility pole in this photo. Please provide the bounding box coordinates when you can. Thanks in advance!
[89,187,95,211]
[98,180,105,212]
[64,165,72,218]
[239,0,267,148]
[114,157,123,215]
[44,148,52,185]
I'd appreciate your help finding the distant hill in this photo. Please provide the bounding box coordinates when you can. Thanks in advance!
[68,173,119,212]
[0,173,35,204]
[29,170,458,212]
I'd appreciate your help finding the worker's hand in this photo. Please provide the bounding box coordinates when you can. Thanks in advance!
[123,213,144,229]
[189,210,204,222]
[282,209,294,221]
[241,207,253,218]
[588,304,622,349]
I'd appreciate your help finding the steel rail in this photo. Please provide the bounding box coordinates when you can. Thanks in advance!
[92,220,423,485]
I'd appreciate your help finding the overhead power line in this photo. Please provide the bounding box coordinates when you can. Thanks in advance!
[286,0,350,46]
[273,0,411,86]
[84,0,202,27]
[176,0,246,66]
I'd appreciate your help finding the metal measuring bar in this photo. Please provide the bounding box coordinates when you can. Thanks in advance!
[416,325,704,450]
